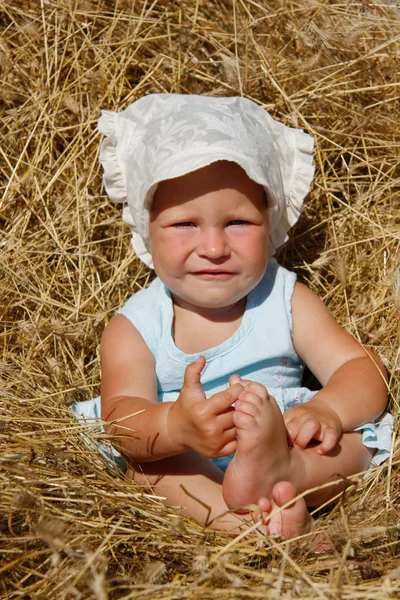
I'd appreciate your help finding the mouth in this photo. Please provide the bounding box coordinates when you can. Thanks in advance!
[191,270,236,279]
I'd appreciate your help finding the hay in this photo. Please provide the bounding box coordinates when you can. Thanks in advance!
[0,0,399,597]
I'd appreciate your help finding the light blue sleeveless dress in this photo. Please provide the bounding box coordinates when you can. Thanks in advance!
[71,262,394,471]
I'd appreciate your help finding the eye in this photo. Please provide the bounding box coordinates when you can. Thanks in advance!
[172,221,195,229]
[227,220,250,226]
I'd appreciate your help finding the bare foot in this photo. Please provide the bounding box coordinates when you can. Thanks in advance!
[222,381,298,508]
[265,483,332,551]
[267,481,312,540]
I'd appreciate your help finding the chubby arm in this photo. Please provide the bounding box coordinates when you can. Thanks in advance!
[101,315,241,461]
[100,315,178,461]
[287,282,388,452]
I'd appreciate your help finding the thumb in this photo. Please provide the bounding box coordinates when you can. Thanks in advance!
[183,356,206,389]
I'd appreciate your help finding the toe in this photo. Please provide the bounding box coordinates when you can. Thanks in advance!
[233,409,254,427]
[256,497,272,530]
[257,496,272,514]
[234,397,260,417]
[269,481,312,540]
[272,481,297,507]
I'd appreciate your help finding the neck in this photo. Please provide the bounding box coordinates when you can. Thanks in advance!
[171,295,246,323]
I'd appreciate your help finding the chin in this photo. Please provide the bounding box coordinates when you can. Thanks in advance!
[188,293,245,310]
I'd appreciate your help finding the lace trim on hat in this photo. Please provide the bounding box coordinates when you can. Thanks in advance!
[98,110,154,266]
[270,127,315,253]
[121,204,153,267]
[98,110,127,204]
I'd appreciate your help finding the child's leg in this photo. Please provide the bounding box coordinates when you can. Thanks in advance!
[222,390,374,509]
[289,433,374,506]
[128,451,239,530]
[128,450,312,536]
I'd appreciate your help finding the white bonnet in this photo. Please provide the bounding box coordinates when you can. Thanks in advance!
[98,94,315,268]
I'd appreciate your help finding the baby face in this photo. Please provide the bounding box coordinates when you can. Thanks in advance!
[149,161,269,313]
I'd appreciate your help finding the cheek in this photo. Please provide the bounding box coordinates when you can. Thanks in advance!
[151,231,191,265]
[237,231,268,259]
[165,235,191,255]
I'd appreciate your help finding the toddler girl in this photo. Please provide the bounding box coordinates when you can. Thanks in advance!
[73,94,393,538]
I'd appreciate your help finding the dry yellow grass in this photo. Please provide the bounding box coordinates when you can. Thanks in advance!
[0,0,399,598]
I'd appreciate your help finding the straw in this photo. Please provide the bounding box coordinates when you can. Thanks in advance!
[0,0,399,597]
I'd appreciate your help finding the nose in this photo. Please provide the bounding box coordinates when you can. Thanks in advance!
[197,228,229,259]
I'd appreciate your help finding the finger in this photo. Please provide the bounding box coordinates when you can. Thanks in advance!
[221,424,238,443]
[183,356,206,389]
[209,383,244,413]
[317,428,340,455]
[216,438,238,457]
[285,422,299,446]
[293,418,321,449]
[210,426,238,457]
[215,410,236,431]
[211,426,237,452]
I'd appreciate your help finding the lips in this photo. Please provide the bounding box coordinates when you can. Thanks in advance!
[193,270,233,274]
[191,270,236,279]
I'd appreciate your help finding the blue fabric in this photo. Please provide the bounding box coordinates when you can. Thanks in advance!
[70,262,394,471]
[116,262,314,410]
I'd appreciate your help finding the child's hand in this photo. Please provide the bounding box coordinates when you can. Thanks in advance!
[168,356,244,458]
[283,401,342,455]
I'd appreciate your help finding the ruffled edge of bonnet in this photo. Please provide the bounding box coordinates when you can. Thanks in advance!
[269,126,315,254]
[98,109,154,266]
[98,110,127,204]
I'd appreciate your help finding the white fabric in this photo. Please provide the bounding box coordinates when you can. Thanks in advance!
[98,94,315,268]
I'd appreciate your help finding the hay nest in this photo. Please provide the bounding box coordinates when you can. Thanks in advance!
[1,0,399,597]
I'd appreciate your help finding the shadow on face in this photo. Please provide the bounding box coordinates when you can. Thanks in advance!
[150,160,267,221]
